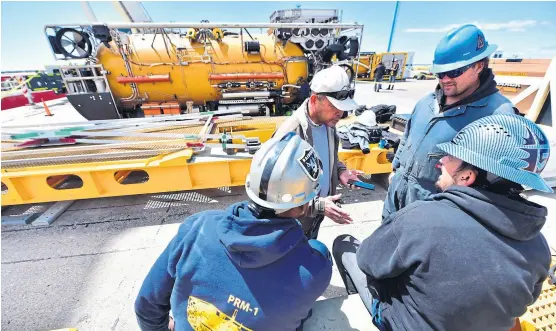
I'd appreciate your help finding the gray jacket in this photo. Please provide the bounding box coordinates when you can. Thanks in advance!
[359,186,550,331]
[273,100,347,222]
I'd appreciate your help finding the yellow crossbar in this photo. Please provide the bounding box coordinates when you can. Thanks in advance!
[1,117,393,206]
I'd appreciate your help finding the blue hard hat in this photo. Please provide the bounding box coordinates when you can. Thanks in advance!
[437,114,553,193]
[430,24,497,74]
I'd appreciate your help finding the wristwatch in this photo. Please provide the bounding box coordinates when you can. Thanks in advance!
[315,197,326,215]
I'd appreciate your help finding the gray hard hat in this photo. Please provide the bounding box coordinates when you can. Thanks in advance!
[246,132,322,211]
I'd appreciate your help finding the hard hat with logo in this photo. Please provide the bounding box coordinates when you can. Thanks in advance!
[430,24,497,74]
[437,114,552,193]
[246,132,323,211]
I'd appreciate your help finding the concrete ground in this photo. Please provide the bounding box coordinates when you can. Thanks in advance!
[2,79,555,331]
[1,98,87,127]
[1,185,386,331]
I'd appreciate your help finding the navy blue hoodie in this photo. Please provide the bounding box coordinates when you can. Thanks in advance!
[358,186,550,331]
[135,201,332,331]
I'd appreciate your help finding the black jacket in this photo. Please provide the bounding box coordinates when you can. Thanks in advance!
[374,64,386,80]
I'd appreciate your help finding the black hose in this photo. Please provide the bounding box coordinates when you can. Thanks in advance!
[244,28,255,41]
[336,36,360,61]
[319,44,344,63]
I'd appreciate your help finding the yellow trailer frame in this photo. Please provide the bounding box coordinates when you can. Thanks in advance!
[1,117,393,206]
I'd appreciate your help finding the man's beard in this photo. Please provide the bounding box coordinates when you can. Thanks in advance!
[435,180,443,192]
[435,174,456,192]
[441,84,461,98]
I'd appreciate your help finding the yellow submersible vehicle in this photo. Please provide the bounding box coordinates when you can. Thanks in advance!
[44,9,364,120]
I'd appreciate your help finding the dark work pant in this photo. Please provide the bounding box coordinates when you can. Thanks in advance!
[303,214,325,240]
[374,77,382,91]
[332,234,389,331]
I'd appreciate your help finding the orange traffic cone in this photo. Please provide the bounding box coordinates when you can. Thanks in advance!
[42,99,53,116]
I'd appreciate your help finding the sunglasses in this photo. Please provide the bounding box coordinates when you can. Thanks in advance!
[436,64,473,79]
[319,88,355,101]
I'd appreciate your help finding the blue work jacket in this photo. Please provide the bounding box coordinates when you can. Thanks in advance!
[383,90,516,218]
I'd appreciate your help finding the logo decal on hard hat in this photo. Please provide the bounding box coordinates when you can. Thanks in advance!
[477,34,485,50]
[298,148,320,181]
[520,126,550,173]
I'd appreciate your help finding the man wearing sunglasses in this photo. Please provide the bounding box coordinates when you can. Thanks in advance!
[273,65,362,239]
[383,24,517,218]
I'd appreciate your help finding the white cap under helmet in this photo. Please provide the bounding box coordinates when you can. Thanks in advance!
[309,65,359,112]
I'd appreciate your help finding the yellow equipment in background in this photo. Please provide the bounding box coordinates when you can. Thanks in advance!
[44,14,364,120]
[356,51,412,81]
[96,33,308,106]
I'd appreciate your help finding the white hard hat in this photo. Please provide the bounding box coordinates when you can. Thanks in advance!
[246,132,322,211]
[310,65,359,112]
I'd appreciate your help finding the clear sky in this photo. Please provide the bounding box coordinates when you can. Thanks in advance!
[1,1,555,70]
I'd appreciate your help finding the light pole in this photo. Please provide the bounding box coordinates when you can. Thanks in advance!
[387,1,400,52]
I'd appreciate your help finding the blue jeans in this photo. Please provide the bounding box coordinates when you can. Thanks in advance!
[332,234,388,331]
[305,215,325,240]
[374,77,382,90]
